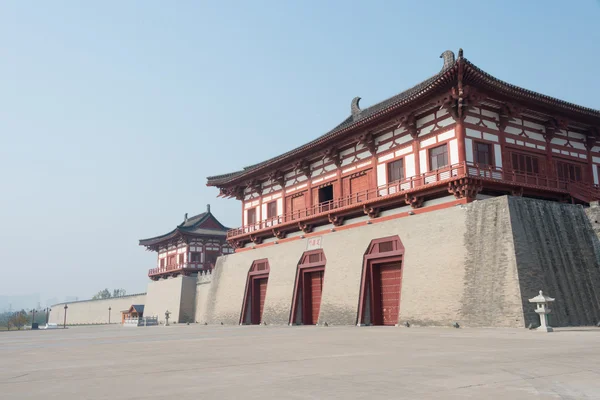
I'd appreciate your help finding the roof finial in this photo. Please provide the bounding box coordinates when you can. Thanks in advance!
[458,48,464,58]
[440,50,455,70]
[207,204,211,214]
[184,213,188,222]
[351,97,361,117]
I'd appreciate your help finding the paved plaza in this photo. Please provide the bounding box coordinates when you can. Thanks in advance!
[1,324,600,399]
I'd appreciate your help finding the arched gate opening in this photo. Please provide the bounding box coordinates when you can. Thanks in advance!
[357,236,405,326]
[240,259,270,325]
[289,249,326,325]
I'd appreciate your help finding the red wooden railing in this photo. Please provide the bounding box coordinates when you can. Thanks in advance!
[227,162,599,239]
[148,262,213,277]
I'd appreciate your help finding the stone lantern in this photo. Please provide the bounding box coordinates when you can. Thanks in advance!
[528,290,555,332]
[164,310,171,326]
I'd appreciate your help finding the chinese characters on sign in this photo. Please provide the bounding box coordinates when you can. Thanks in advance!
[306,236,323,250]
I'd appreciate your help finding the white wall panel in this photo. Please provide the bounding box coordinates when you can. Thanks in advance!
[466,128,482,139]
[420,137,437,148]
[277,198,283,216]
[377,163,387,186]
[396,134,412,145]
[449,139,459,165]
[419,150,427,173]
[483,132,498,142]
[494,144,502,169]
[416,112,435,128]
[405,154,416,178]
[437,129,455,142]
[594,165,599,185]
[465,138,474,163]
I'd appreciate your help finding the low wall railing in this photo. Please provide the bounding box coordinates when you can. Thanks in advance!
[123,316,159,327]
[227,161,598,239]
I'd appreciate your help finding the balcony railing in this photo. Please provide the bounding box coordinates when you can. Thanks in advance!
[148,262,214,277]
[227,161,600,239]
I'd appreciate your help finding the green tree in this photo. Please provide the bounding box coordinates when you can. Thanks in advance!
[91,288,126,300]
[92,289,112,300]
[9,311,28,330]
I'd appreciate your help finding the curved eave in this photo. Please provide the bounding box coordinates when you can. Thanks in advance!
[139,228,180,246]
[139,227,229,247]
[464,59,600,122]
[207,65,458,187]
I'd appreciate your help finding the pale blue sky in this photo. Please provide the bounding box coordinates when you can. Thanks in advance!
[1,1,599,304]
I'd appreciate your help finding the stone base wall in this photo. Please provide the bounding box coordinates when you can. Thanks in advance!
[510,198,600,327]
[144,275,197,323]
[49,293,146,325]
[195,196,600,327]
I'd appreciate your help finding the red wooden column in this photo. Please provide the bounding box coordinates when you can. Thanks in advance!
[585,136,596,186]
[544,126,556,182]
[411,132,421,186]
[455,120,467,164]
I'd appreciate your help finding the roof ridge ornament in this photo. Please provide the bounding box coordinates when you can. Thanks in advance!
[440,50,455,70]
[351,97,361,118]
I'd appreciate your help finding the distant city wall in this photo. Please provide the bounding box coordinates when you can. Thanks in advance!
[49,293,146,325]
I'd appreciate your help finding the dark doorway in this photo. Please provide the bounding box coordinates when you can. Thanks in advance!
[318,185,334,211]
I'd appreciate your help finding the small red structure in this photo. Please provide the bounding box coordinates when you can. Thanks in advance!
[121,304,144,324]
[139,205,232,280]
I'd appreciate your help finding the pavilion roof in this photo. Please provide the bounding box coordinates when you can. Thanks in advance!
[139,207,229,248]
[206,49,600,188]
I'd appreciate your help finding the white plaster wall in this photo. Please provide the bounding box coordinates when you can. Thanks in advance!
[49,294,147,325]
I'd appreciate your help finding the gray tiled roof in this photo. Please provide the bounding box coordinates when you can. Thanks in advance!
[206,66,451,185]
[139,210,229,246]
[207,50,600,187]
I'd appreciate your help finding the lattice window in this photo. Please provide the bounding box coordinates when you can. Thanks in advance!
[378,240,394,253]
[308,253,321,263]
[250,259,270,273]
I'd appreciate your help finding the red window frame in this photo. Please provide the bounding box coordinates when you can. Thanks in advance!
[387,159,404,183]
[247,208,257,225]
[556,160,583,182]
[474,141,492,166]
[429,144,449,170]
[266,201,277,219]
[510,151,540,175]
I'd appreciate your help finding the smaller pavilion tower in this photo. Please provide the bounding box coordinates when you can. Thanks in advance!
[140,204,232,281]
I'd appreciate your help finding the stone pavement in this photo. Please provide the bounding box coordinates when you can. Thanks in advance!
[1,324,599,399]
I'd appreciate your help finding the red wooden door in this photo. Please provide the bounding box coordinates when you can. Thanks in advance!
[251,277,268,324]
[350,173,369,203]
[310,271,323,324]
[302,270,323,324]
[291,194,306,219]
[378,263,402,326]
